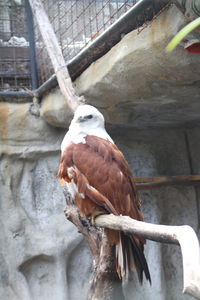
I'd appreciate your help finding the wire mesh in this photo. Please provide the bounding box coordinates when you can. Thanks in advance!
[35,0,139,85]
[0,0,170,92]
[0,0,32,91]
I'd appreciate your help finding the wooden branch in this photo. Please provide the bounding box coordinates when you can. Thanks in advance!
[95,214,200,300]
[63,187,124,300]
[28,0,84,111]
[63,184,200,299]
[135,174,200,190]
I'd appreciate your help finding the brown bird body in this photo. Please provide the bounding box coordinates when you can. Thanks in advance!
[57,105,151,283]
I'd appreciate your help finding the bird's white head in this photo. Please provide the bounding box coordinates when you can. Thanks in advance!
[61,104,113,148]
[71,104,105,130]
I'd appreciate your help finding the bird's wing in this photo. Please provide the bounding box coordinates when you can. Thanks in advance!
[58,135,143,221]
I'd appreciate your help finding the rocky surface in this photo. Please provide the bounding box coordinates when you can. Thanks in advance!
[1,2,200,299]
[73,4,200,128]
[0,102,199,300]
[40,89,73,128]
[39,4,200,130]
[0,102,91,300]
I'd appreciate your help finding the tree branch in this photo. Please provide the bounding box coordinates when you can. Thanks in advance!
[63,187,125,300]
[63,184,200,299]
[95,214,200,300]
[28,0,84,111]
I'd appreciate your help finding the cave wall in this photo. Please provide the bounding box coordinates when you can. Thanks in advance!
[0,101,199,300]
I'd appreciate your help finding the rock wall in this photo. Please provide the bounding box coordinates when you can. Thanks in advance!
[74,4,200,128]
[0,101,199,300]
[110,127,199,300]
[0,102,91,300]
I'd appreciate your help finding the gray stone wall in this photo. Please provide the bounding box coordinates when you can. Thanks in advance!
[110,127,199,300]
[0,102,91,300]
[0,101,199,300]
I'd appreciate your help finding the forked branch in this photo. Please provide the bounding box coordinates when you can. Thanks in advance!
[95,214,200,300]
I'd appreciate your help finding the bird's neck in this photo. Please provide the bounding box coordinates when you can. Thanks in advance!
[61,125,113,152]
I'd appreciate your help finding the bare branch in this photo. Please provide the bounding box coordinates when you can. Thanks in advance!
[28,0,84,111]
[95,214,200,299]
[63,185,200,299]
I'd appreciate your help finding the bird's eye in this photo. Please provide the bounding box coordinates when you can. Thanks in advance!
[87,114,93,119]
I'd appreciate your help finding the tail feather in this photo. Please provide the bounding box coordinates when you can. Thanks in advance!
[129,235,151,284]
[116,238,125,278]
[116,233,151,284]
[125,239,136,274]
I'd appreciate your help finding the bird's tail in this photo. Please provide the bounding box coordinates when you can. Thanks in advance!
[115,232,151,283]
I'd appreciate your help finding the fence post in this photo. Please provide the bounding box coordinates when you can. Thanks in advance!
[25,0,39,90]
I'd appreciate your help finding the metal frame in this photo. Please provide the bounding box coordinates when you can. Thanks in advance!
[25,0,39,89]
[0,0,171,101]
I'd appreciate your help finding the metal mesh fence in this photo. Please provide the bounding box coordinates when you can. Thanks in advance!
[0,0,32,91]
[35,0,139,85]
[0,0,170,92]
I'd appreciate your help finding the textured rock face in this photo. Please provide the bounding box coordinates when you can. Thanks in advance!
[0,101,199,299]
[0,102,91,300]
[74,5,200,128]
[40,89,73,128]
[110,127,199,300]
[1,2,200,299]
[38,5,200,131]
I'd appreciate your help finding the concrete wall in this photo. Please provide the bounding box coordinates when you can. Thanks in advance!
[74,4,200,128]
[110,126,199,300]
[0,101,199,300]
[1,2,200,299]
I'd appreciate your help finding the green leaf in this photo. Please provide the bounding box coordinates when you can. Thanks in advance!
[166,17,200,52]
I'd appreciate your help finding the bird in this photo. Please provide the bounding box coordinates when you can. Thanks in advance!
[57,104,151,283]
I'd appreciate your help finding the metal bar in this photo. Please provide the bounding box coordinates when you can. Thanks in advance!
[1,0,170,98]
[67,0,170,80]
[35,74,57,97]
[25,0,39,89]
[0,91,33,102]
[0,74,57,101]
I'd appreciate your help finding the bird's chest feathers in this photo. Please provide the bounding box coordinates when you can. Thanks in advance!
[61,127,112,152]
[61,130,86,152]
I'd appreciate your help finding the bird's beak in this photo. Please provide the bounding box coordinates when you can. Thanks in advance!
[77,116,86,123]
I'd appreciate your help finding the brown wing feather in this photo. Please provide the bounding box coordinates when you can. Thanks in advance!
[73,136,143,221]
[57,135,151,283]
